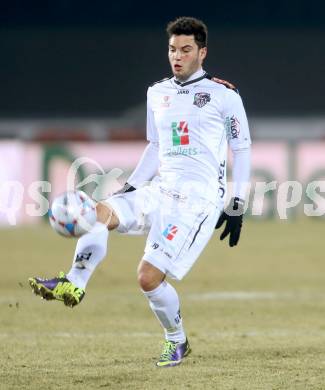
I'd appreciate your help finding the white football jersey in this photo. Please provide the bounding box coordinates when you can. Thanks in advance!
[146,68,251,205]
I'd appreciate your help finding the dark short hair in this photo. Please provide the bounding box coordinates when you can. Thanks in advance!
[166,17,208,48]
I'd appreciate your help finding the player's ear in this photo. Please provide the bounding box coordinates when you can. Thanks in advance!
[200,47,207,61]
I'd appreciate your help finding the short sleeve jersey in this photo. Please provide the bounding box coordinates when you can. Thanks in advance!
[146,70,251,205]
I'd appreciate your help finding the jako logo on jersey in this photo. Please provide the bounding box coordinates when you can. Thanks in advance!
[177,89,189,94]
[193,92,211,108]
[162,224,178,240]
[171,121,189,146]
[226,115,240,139]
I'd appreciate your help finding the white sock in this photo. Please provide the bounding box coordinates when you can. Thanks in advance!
[143,281,186,343]
[66,222,108,289]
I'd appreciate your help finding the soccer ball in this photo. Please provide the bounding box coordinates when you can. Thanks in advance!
[48,191,97,238]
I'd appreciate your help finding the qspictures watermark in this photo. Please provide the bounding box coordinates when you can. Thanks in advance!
[0,157,324,225]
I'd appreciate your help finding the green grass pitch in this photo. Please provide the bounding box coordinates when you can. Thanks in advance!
[1,219,325,389]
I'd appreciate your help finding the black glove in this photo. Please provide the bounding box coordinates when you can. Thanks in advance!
[114,182,136,195]
[215,197,244,247]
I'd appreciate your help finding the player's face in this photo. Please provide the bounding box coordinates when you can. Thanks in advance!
[168,34,207,81]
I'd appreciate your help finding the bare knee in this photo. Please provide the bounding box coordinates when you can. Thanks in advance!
[96,202,119,230]
[138,272,158,292]
[137,260,165,291]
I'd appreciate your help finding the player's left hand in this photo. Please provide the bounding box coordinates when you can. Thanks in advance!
[215,197,244,247]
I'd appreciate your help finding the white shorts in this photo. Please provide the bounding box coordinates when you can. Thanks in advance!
[106,180,221,280]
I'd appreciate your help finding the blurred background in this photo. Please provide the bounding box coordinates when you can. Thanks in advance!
[2,4,325,388]
[0,0,325,224]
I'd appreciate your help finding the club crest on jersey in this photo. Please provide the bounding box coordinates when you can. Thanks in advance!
[171,121,189,146]
[162,224,178,241]
[193,92,211,108]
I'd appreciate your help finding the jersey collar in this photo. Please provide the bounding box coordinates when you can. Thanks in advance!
[173,68,207,87]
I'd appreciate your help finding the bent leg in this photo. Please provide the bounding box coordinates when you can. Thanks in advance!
[67,202,119,289]
[96,202,120,230]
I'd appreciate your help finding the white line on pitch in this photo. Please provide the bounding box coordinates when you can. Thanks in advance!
[1,291,325,304]
[1,330,325,339]
[186,291,325,301]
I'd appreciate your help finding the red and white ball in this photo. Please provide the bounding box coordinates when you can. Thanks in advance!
[49,191,97,238]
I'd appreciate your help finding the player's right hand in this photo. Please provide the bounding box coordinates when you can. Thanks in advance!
[113,182,136,195]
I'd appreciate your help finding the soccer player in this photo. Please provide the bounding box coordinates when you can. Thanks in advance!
[29,16,251,367]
